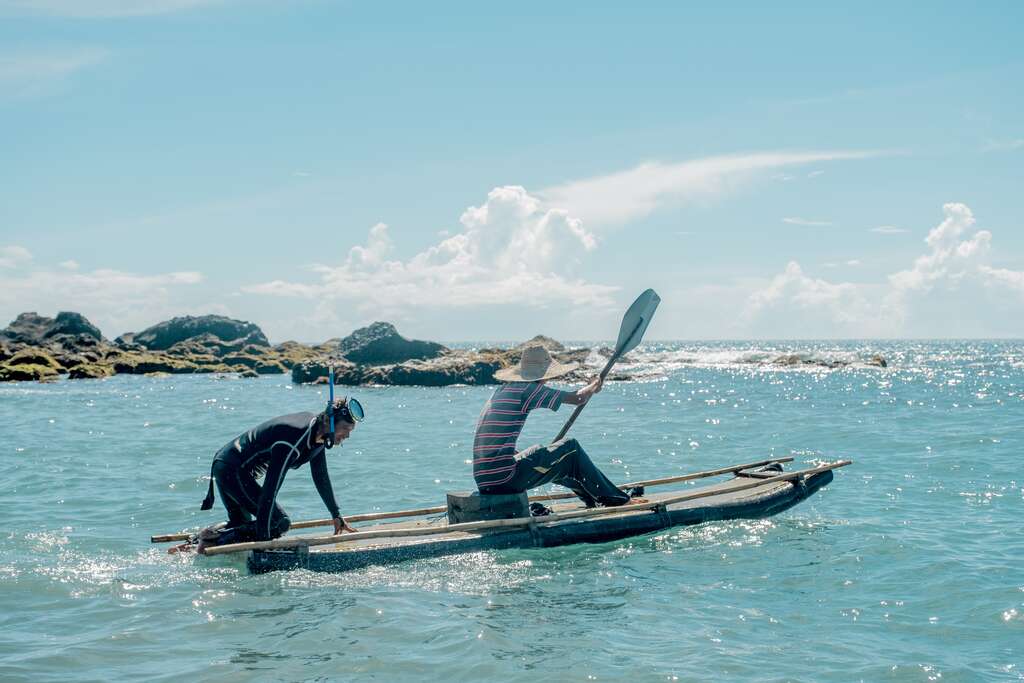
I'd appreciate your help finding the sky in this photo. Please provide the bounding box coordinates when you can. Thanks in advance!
[1,0,1022,343]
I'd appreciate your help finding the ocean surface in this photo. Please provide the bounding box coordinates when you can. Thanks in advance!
[1,341,1022,682]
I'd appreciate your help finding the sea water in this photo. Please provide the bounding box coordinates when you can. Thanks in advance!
[1,341,1021,682]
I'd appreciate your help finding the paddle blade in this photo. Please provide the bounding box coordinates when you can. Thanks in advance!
[614,288,660,355]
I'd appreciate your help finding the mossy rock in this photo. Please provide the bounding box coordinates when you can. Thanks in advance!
[513,335,566,353]
[7,348,63,371]
[0,363,60,382]
[336,322,447,364]
[362,356,505,386]
[220,353,266,369]
[274,341,322,368]
[193,363,238,374]
[132,315,269,351]
[67,363,116,380]
[291,359,359,384]
[254,360,287,374]
[57,351,104,367]
[111,353,199,375]
[179,353,225,367]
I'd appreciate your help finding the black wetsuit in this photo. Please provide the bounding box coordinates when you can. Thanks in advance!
[200,412,340,543]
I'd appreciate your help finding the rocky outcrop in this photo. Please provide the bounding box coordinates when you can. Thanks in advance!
[0,312,55,345]
[514,335,565,353]
[274,341,324,368]
[1,311,104,345]
[0,347,63,381]
[0,311,893,385]
[0,364,60,382]
[45,312,104,341]
[67,363,116,379]
[113,333,143,351]
[291,359,359,385]
[5,347,64,371]
[111,353,201,375]
[130,315,270,351]
[361,356,508,386]
[0,311,301,382]
[291,343,594,387]
[336,322,447,364]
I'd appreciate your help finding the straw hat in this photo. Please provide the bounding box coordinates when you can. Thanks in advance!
[494,345,578,382]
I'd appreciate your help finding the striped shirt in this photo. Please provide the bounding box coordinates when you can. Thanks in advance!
[472,381,569,487]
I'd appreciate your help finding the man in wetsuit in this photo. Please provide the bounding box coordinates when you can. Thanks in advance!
[196,397,364,552]
[473,345,641,508]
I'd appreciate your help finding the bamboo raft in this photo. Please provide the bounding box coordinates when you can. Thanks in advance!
[153,457,850,574]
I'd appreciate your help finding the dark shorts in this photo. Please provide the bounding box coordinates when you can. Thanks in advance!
[479,438,629,507]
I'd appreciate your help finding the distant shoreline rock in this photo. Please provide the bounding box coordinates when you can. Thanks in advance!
[0,310,891,385]
[336,322,447,364]
[132,315,270,351]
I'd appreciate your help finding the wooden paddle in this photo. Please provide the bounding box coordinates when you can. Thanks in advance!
[201,460,851,556]
[150,455,793,543]
[554,288,660,442]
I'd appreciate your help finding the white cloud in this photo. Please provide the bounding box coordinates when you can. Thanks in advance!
[871,225,907,234]
[540,150,881,226]
[807,170,825,178]
[979,266,1024,293]
[888,203,991,293]
[0,245,32,268]
[744,203,1024,337]
[744,261,877,334]
[0,0,224,17]
[783,217,833,227]
[59,260,79,270]
[242,186,617,320]
[0,266,203,335]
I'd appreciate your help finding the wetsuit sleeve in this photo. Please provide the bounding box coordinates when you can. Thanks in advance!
[309,450,341,519]
[255,445,291,541]
[522,383,568,412]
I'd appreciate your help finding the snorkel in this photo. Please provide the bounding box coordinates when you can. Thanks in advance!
[325,365,336,449]
[323,366,365,450]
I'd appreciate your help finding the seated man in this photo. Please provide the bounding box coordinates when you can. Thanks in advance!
[193,396,364,552]
[473,345,639,508]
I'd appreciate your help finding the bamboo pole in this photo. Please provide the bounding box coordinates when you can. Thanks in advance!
[150,505,448,543]
[528,456,795,502]
[150,456,795,543]
[202,460,850,556]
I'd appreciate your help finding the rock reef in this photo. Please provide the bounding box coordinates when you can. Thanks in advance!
[0,312,318,382]
[0,311,890,385]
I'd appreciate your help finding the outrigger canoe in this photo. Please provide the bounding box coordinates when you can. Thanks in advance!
[153,457,850,574]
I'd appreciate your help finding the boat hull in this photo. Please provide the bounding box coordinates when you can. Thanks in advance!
[248,467,834,574]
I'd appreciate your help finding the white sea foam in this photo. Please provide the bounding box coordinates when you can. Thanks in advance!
[580,345,887,379]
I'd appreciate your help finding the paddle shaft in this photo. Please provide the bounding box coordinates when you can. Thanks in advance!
[150,456,796,543]
[202,460,850,556]
[553,319,641,442]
